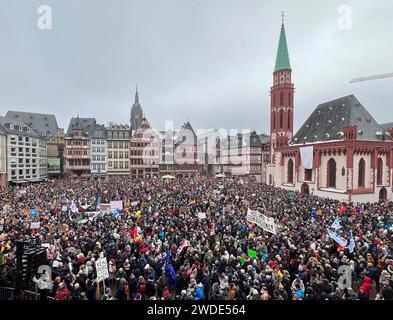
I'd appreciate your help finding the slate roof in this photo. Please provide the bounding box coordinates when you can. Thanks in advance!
[91,124,106,139]
[258,134,270,144]
[5,111,58,137]
[380,122,393,131]
[222,131,263,149]
[66,117,96,137]
[291,95,391,145]
[0,116,41,137]
[174,121,198,146]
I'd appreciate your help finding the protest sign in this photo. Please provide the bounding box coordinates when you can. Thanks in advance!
[197,212,206,219]
[247,208,277,235]
[110,201,123,211]
[131,201,138,207]
[96,257,109,280]
[30,222,41,229]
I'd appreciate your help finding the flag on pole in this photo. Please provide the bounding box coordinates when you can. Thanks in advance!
[348,235,356,253]
[327,229,348,247]
[331,217,341,230]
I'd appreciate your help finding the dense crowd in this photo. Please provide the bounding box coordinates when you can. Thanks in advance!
[0,176,392,300]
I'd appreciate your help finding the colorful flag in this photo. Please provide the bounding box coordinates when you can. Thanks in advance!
[187,200,197,208]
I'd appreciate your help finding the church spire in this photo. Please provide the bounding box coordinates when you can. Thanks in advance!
[135,85,139,104]
[274,12,291,72]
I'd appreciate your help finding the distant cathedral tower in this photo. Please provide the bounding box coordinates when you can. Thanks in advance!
[270,13,294,163]
[130,86,144,132]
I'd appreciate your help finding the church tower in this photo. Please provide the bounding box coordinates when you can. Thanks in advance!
[130,86,144,133]
[270,13,294,163]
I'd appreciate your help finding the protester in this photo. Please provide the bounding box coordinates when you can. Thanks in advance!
[0,176,392,300]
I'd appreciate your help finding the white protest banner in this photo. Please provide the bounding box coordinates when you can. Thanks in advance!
[30,222,41,229]
[96,257,109,280]
[110,201,123,211]
[70,202,78,213]
[247,208,277,235]
[197,212,206,219]
[327,229,348,247]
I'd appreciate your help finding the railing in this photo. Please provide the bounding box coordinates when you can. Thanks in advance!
[0,287,55,301]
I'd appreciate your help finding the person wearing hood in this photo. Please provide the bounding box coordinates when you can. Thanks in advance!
[359,276,372,299]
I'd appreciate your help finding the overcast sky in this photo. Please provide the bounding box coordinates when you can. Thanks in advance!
[0,0,392,133]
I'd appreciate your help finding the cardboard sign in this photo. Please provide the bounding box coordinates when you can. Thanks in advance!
[131,201,139,207]
[247,208,277,235]
[96,257,109,280]
[30,222,41,229]
[198,212,206,219]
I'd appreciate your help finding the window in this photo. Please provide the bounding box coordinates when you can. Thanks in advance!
[358,158,365,188]
[273,112,276,130]
[288,92,292,106]
[287,159,294,183]
[327,158,336,188]
[305,169,312,181]
[280,92,284,106]
[377,158,383,185]
[287,110,291,129]
[279,109,284,129]
[108,151,112,159]
[273,94,276,107]
[114,162,118,169]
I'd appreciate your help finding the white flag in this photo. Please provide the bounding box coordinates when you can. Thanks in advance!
[348,235,355,253]
[331,217,341,230]
[327,229,348,247]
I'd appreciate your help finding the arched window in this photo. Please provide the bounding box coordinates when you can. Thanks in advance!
[327,158,336,188]
[279,109,284,129]
[288,159,294,183]
[358,158,366,188]
[377,158,383,186]
[273,112,276,130]
[288,92,291,106]
[287,110,291,129]
[280,92,284,106]
[273,94,276,107]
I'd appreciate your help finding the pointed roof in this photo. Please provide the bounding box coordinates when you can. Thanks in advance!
[274,15,291,72]
[291,95,391,144]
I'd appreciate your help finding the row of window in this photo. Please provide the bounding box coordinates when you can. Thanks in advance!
[130,159,157,165]
[287,157,386,188]
[92,164,106,171]
[92,147,105,153]
[107,131,129,139]
[108,151,129,159]
[108,161,129,169]
[66,140,88,146]
[67,150,88,156]
[273,109,291,130]
[92,155,106,161]
[91,139,106,145]
[107,141,128,149]
[11,169,37,176]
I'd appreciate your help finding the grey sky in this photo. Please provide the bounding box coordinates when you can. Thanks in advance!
[0,0,392,133]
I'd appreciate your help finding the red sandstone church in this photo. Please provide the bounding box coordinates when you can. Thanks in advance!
[266,18,393,203]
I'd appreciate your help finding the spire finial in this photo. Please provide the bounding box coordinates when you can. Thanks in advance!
[282,11,285,25]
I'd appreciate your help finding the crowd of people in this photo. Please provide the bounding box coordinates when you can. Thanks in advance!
[0,176,392,300]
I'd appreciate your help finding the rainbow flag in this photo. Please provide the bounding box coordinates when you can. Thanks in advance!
[187,200,197,208]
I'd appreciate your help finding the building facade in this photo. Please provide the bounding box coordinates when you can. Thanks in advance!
[220,131,263,182]
[129,117,160,178]
[0,117,48,184]
[47,128,65,177]
[0,126,7,188]
[266,18,393,203]
[159,122,201,177]
[64,117,95,178]
[90,124,107,176]
[106,123,130,175]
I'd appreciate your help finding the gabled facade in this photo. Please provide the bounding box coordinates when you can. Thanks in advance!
[129,117,159,178]
[106,123,130,175]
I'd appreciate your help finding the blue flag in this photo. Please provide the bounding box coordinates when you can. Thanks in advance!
[165,263,177,285]
[331,217,341,230]
[29,209,38,217]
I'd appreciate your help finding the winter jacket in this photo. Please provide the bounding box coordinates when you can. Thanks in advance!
[55,287,70,300]
[359,276,372,297]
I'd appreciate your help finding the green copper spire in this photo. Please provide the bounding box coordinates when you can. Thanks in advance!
[274,13,291,72]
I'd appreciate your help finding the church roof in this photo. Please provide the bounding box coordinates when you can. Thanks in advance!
[274,21,291,72]
[291,95,391,144]
[380,122,393,130]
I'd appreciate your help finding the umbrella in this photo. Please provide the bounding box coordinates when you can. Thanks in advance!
[161,175,176,180]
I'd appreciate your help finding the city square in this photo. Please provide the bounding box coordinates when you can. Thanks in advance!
[0,0,392,306]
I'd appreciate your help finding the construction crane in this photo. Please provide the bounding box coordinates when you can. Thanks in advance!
[350,72,393,83]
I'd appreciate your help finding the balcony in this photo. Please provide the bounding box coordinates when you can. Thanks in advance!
[67,165,90,170]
